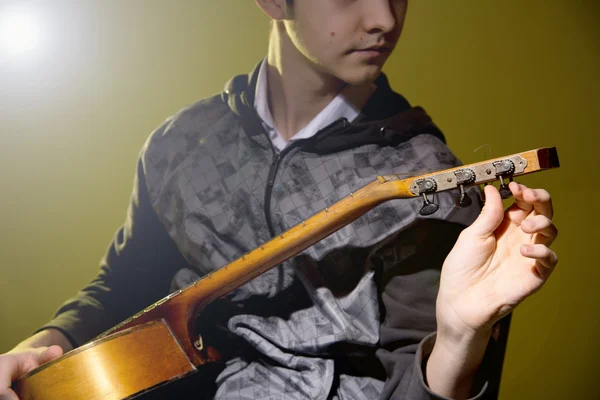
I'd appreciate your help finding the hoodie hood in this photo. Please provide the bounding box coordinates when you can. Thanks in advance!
[221,62,446,155]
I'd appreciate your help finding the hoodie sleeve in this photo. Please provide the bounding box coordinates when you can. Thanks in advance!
[375,218,501,400]
[35,155,193,347]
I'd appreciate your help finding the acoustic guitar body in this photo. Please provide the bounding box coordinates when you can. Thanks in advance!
[13,320,221,400]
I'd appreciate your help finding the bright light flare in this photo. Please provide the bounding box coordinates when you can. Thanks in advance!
[0,8,41,56]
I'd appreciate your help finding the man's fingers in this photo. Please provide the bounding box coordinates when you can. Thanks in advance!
[512,182,553,218]
[16,347,61,379]
[521,215,558,246]
[506,182,554,224]
[0,347,63,400]
[0,352,34,395]
[10,349,44,382]
[522,186,554,219]
[520,244,558,278]
[38,346,63,365]
[0,346,62,393]
[0,387,19,400]
[509,181,533,217]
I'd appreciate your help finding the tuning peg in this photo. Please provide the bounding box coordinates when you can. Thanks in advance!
[456,184,472,207]
[419,194,439,216]
[498,175,513,199]
[492,159,516,200]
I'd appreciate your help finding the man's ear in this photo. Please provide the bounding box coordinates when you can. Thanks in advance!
[255,0,289,21]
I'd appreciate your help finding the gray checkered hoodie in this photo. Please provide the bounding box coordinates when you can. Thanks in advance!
[40,65,500,399]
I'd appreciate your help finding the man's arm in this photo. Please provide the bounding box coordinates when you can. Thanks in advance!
[426,182,558,399]
[376,218,498,400]
[1,146,196,397]
[32,156,193,347]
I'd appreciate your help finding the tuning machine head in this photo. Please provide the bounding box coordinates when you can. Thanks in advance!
[420,194,439,215]
[453,168,476,207]
[493,160,516,199]
[413,178,439,216]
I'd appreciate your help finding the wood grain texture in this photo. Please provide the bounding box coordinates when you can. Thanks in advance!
[14,321,196,400]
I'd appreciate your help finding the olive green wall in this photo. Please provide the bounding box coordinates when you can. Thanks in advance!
[0,1,597,398]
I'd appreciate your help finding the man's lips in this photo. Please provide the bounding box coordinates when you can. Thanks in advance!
[350,46,392,54]
[351,47,392,57]
[355,46,391,51]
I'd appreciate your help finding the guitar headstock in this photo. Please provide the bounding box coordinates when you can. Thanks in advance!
[381,147,560,216]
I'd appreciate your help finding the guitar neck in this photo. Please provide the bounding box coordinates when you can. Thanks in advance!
[102,177,408,340]
[179,178,410,303]
[104,147,558,343]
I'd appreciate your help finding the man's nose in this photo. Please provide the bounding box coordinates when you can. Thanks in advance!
[362,0,397,34]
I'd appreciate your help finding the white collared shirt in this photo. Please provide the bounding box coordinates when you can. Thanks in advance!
[254,58,361,152]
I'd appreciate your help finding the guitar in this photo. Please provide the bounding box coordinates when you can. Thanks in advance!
[13,147,560,400]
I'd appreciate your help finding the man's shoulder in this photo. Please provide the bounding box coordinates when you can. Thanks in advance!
[138,91,239,184]
[145,93,234,149]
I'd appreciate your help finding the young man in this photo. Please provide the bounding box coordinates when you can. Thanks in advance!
[0,1,558,399]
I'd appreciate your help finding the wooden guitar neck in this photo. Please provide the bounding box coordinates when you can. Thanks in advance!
[100,146,559,365]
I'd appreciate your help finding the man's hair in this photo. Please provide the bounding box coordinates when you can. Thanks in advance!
[286,0,294,18]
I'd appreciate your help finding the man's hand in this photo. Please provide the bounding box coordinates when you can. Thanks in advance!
[0,346,63,400]
[426,181,558,399]
[0,329,71,400]
[437,181,558,339]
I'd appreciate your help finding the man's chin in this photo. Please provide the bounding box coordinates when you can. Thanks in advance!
[340,66,384,86]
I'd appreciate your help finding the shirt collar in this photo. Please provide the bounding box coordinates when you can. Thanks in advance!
[254,58,362,152]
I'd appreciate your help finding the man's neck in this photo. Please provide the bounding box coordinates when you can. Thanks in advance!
[266,24,373,141]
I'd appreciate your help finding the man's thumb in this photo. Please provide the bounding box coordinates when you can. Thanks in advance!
[37,346,63,365]
[468,184,505,237]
